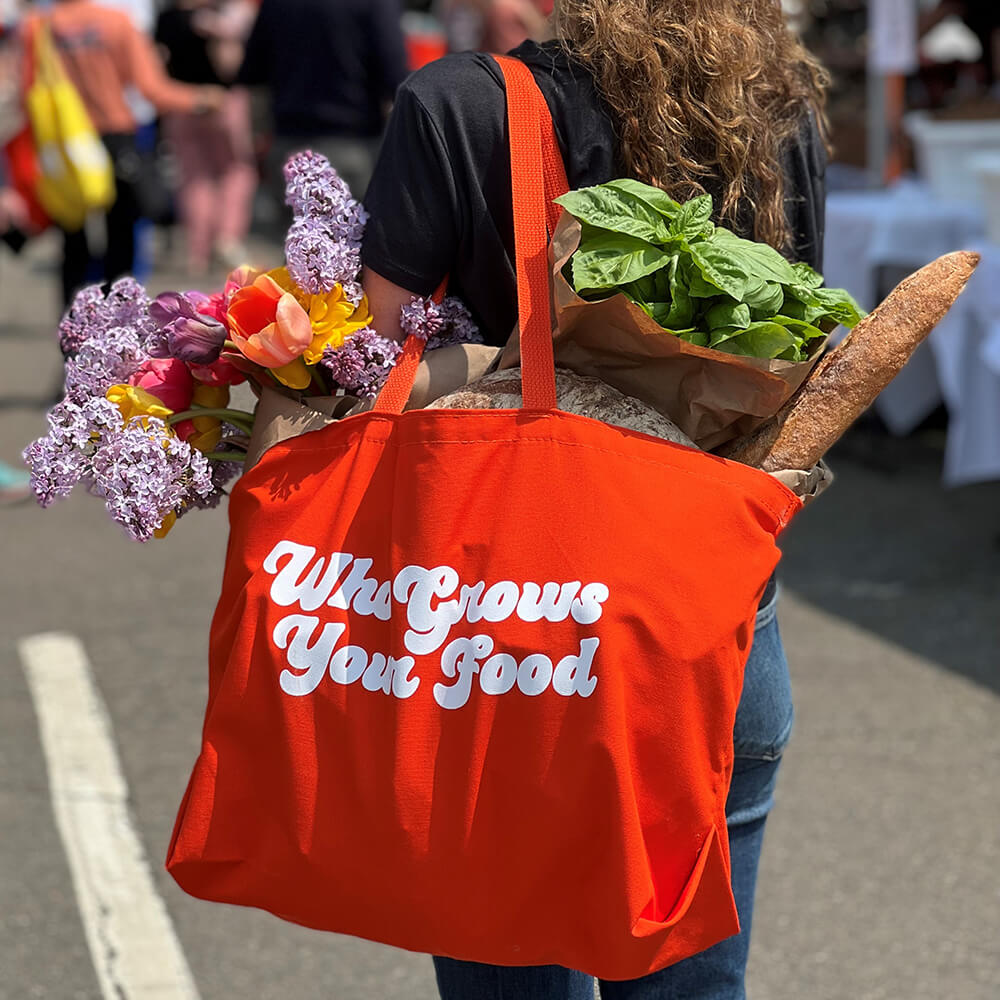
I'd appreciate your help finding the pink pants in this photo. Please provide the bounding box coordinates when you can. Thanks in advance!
[164,88,257,271]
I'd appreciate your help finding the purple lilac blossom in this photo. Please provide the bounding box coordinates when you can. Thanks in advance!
[181,442,244,515]
[399,295,483,349]
[320,327,402,399]
[89,417,215,541]
[22,398,123,506]
[63,325,149,403]
[400,296,445,342]
[58,285,107,355]
[427,297,484,350]
[282,152,368,294]
[22,437,88,507]
[149,291,226,364]
[283,152,368,234]
[340,280,364,307]
[58,278,156,356]
[105,277,156,340]
[285,216,362,295]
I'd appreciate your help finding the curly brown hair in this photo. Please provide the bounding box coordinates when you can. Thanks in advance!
[552,0,829,252]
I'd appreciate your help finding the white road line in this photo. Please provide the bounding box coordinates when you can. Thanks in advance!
[18,632,202,1000]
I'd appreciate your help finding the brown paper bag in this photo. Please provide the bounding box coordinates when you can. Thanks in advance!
[500,214,827,451]
[244,343,501,468]
[769,461,834,507]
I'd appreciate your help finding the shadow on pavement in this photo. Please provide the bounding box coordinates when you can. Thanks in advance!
[778,418,999,695]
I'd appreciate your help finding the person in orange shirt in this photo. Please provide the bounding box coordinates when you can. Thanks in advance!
[23,0,223,304]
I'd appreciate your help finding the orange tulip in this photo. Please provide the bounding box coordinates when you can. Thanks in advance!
[227,271,313,389]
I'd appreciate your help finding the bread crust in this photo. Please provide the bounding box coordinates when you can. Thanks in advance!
[719,251,980,470]
[429,369,697,448]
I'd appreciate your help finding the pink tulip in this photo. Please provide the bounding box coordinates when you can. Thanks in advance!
[127,358,194,414]
[188,357,248,387]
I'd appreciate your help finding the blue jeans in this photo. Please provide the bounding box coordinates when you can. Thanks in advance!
[433,594,793,1000]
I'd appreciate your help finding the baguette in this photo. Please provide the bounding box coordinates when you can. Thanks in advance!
[718,251,980,470]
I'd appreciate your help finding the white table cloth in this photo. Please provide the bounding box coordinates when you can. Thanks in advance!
[824,181,1000,485]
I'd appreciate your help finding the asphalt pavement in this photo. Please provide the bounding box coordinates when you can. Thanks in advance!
[1,235,997,1000]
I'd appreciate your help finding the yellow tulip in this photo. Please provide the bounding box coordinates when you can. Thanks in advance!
[106,384,172,425]
[187,425,223,454]
[154,511,177,540]
[272,356,313,390]
[303,288,373,364]
[266,266,309,306]
[189,384,230,449]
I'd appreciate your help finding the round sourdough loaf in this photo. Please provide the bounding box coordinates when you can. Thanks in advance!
[427,368,697,449]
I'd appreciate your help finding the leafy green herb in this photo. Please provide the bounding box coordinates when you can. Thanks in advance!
[571,230,671,292]
[555,180,865,361]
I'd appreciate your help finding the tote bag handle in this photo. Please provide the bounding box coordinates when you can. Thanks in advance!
[374,55,569,414]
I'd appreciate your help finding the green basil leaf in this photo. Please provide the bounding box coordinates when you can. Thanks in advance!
[782,285,865,329]
[708,325,744,347]
[706,300,751,331]
[663,256,694,328]
[669,194,714,241]
[678,329,710,348]
[791,261,825,289]
[556,185,672,244]
[686,271,724,298]
[572,230,672,292]
[744,280,786,318]
[687,242,749,300]
[810,286,866,328]
[709,228,798,284]
[604,179,683,220]
[714,322,801,359]
[624,274,658,306]
[781,294,830,324]
[767,315,827,342]
[649,302,673,327]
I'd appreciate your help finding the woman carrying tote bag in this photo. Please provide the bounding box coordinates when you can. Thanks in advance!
[360,2,828,997]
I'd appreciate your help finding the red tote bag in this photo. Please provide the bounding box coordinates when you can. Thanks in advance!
[167,57,802,981]
[4,23,51,234]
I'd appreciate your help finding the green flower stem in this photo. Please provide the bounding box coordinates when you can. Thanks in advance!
[202,451,247,463]
[168,407,256,432]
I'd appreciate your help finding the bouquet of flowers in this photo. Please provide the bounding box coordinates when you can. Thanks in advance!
[23,152,482,541]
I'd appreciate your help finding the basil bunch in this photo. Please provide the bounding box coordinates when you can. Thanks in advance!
[555,179,864,361]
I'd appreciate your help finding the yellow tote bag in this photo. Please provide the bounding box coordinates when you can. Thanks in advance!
[26,21,115,231]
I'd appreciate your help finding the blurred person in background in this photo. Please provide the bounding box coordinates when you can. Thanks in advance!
[156,0,257,276]
[237,0,409,205]
[485,0,551,53]
[437,0,551,54]
[22,0,223,305]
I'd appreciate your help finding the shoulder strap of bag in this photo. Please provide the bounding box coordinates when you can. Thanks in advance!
[21,18,37,92]
[33,20,63,86]
[373,54,569,414]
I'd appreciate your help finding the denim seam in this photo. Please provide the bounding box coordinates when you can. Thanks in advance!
[734,748,785,763]
[734,709,794,762]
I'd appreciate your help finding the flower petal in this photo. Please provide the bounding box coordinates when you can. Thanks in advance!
[275,293,314,352]
[228,286,278,340]
[153,511,177,539]
[272,357,312,390]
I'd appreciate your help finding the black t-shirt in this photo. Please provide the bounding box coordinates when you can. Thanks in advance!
[155,9,225,88]
[363,40,828,347]
[237,0,409,138]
